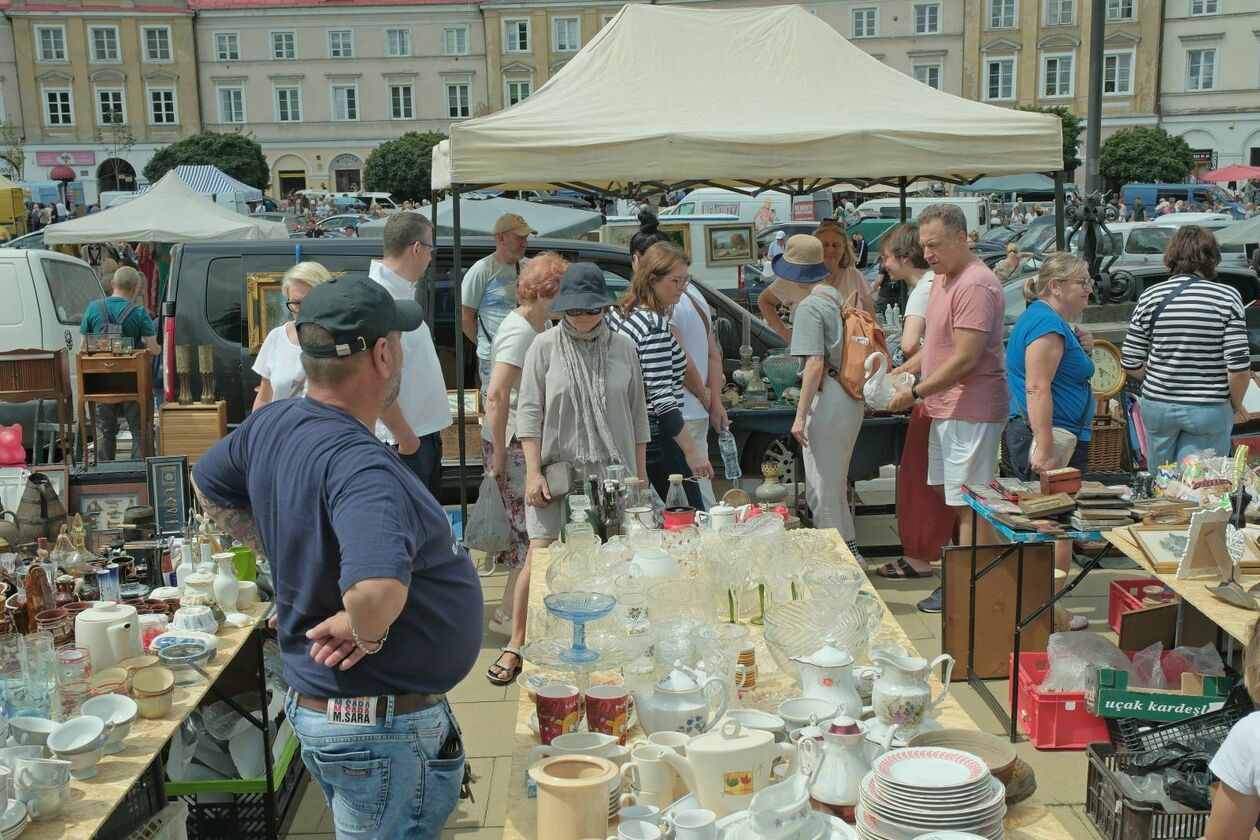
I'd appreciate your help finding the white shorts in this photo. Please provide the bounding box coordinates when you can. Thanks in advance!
[927,418,1003,506]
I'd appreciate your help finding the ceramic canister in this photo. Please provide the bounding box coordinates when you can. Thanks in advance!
[529,755,617,840]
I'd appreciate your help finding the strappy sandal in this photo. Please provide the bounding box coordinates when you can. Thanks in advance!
[874,559,931,579]
[486,646,522,686]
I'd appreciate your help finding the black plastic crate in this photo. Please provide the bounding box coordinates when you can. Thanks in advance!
[1106,683,1253,752]
[99,755,167,837]
[1085,743,1210,840]
[173,734,306,840]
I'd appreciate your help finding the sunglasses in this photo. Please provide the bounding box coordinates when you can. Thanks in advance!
[565,307,607,316]
[284,298,302,314]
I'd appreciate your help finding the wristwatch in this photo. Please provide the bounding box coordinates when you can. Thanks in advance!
[910,384,922,402]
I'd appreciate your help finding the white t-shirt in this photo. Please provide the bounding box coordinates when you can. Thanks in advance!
[1209,710,1260,797]
[671,288,711,421]
[369,259,453,441]
[481,310,540,442]
[905,271,934,320]
[252,324,306,401]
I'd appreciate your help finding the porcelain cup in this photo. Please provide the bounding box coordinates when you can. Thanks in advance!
[15,774,69,821]
[619,745,676,795]
[607,821,661,840]
[667,808,717,840]
[528,731,618,768]
[51,739,103,780]
[0,767,9,812]
[629,549,676,578]
[646,731,689,755]
[81,694,137,754]
[722,708,787,742]
[8,717,55,748]
[0,746,46,797]
[47,715,111,756]
[617,804,661,826]
[13,757,70,789]
[777,697,839,729]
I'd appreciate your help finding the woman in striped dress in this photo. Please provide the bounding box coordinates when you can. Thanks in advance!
[609,242,715,509]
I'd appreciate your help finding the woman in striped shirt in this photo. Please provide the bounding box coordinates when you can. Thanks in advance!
[610,242,715,509]
[1121,226,1250,468]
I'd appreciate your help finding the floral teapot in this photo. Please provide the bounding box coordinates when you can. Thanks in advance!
[862,352,914,412]
[631,662,731,737]
[790,642,863,716]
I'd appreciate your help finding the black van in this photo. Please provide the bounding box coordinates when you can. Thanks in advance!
[163,237,787,500]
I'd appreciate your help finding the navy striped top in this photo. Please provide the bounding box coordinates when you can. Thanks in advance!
[608,306,688,437]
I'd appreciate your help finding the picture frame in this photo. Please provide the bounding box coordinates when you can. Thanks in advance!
[447,389,482,418]
[0,468,26,513]
[658,224,692,260]
[146,456,189,537]
[1177,507,1233,581]
[599,224,636,250]
[705,223,756,267]
[71,482,148,533]
[29,466,69,510]
[246,272,287,356]
[90,527,123,554]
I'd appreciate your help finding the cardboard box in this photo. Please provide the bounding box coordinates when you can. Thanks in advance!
[1089,668,1232,722]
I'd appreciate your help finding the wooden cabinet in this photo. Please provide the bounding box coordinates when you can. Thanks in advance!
[158,401,227,465]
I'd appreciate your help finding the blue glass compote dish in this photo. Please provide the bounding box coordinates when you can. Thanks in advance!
[544,592,617,664]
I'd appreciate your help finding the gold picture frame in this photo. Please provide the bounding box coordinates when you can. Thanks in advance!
[246,272,287,356]
[705,223,756,267]
[658,224,692,261]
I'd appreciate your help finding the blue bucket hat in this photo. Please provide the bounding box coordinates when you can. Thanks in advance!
[771,234,830,283]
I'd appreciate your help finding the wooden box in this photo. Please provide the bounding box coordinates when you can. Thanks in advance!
[441,420,483,463]
[158,401,227,465]
[941,543,1054,681]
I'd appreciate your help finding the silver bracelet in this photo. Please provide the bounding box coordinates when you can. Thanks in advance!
[351,624,389,655]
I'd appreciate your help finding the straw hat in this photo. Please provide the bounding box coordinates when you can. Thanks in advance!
[772,234,830,283]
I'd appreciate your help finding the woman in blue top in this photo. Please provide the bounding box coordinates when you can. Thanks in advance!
[1005,253,1096,630]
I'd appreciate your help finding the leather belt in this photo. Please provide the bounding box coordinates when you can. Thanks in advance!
[295,692,446,717]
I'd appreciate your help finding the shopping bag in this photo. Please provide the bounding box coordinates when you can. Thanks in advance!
[464,472,512,555]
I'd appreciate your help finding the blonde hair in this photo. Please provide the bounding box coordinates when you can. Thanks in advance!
[1023,252,1087,302]
[813,222,857,273]
[282,261,332,296]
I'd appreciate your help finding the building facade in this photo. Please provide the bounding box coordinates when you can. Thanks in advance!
[1159,0,1260,174]
[194,0,486,198]
[8,0,201,201]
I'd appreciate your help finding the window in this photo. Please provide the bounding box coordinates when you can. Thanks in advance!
[851,8,877,38]
[44,259,103,327]
[1042,53,1074,97]
[504,19,530,52]
[275,86,301,122]
[96,89,124,124]
[913,64,941,89]
[1045,0,1074,25]
[989,0,1016,28]
[35,26,66,62]
[143,27,172,62]
[985,58,1015,99]
[601,14,616,28]
[1190,0,1218,14]
[1186,48,1217,90]
[332,85,357,120]
[1105,0,1134,20]
[506,79,531,105]
[386,29,410,57]
[447,82,470,118]
[443,27,469,55]
[217,87,244,123]
[389,84,413,119]
[553,17,579,52]
[272,31,296,60]
[149,88,177,124]
[328,30,353,59]
[89,27,119,62]
[43,89,73,126]
[913,3,941,34]
[1103,51,1133,94]
[215,32,240,61]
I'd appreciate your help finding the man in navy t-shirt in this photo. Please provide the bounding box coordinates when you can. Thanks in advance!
[193,276,482,839]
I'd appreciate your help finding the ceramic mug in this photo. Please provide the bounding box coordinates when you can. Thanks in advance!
[667,808,718,840]
[585,685,629,745]
[617,804,661,826]
[528,731,619,768]
[607,821,661,840]
[535,683,581,746]
[646,731,689,755]
[619,745,676,795]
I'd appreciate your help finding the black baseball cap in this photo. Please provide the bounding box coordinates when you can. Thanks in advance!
[296,276,423,358]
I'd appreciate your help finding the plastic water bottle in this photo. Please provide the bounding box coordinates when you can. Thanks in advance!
[718,425,742,480]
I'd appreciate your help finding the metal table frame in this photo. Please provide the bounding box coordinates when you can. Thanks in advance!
[958,491,1113,742]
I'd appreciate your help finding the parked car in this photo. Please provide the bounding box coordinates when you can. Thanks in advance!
[252,212,302,233]
[976,224,1025,253]
[315,214,368,235]
[163,238,786,501]
[1,230,46,250]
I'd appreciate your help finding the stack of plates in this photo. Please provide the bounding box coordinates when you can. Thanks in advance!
[0,801,27,839]
[854,747,1006,840]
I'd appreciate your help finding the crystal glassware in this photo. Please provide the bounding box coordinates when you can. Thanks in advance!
[543,592,617,664]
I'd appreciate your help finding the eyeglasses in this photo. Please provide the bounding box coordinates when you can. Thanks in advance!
[284,298,302,314]
[413,240,434,251]
[663,274,692,286]
[565,307,607,316]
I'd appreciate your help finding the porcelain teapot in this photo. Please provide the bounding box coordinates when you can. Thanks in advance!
[790,643,863,716]
[862,352,914,412]
[799,715,897,821]
[659,719,795,817]
[631,663,730,737]
[74,601,142,671]
[870,648,955,736]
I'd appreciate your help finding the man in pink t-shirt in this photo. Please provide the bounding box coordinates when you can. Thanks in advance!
[889,204,1007,614]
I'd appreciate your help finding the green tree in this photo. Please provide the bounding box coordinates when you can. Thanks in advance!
[0,122,24,180]
[363,131,446,201]
[97,111,135,190]
[1100,127,1194,191]
[1015,104,1083,173]
[143,130,270,189]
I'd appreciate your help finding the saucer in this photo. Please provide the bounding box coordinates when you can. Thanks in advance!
[716,810,857,840]
[0,801,27,834]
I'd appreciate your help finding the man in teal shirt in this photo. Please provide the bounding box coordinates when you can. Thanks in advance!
[79,266,160,460]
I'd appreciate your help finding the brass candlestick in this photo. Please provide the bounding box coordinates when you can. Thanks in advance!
[198,345,216,405]
[174,345,194,405]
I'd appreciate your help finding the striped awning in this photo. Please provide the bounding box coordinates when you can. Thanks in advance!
[140,165,263,201]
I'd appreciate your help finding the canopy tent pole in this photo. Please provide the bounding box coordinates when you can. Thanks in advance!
[426,190,439,332]
[1084,0,1105,194]
[1054,172,1066,250]
[898,177,908,222]
[453,185,468,524]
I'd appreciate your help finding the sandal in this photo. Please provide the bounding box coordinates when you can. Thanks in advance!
[874,559,931,579]
[486,647,522,686]
[488,608,513,636]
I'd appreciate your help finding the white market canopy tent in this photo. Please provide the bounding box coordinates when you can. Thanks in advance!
[358,196,600,239]
[43,172,288,244]
[141,164,265,202]
[433,5,1063,194]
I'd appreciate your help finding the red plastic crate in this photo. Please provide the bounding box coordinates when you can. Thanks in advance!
[1107,578,1175,634]
[1011,652,1111,750]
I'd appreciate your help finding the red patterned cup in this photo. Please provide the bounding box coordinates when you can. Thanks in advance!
[535,683,581,746]
[584,685,630,745]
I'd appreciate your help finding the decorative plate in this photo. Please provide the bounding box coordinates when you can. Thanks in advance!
[873,747,987,790]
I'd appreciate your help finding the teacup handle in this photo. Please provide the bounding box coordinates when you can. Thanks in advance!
[620,762,640,790]
[797,737,820,778]
[926,654,955,712]
[732,663,749,690]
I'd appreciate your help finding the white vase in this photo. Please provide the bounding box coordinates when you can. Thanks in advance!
[212,552,239,613]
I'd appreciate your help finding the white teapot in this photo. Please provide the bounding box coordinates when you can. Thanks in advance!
[631,663,730,737]
[862,352,914,412]
[74,601,142,671]
[790,643,863,717]
[659,719,795,817]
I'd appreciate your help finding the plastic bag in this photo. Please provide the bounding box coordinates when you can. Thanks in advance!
[1129,642,1167,690]
[1162,642,1225,689]
[464,472,512,555]
[1040,632,1131,693]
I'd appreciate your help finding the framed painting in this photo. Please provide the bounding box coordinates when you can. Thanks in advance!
[146,456,189,537]
[705,223,756,267]
[71,482,148,533]
[1131,525,1189,573]
[658,224,692,260]
[599,224,636,250]
[447,389,482,418]
[246,272,287,356]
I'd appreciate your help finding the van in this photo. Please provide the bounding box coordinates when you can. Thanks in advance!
[1121,183,1244,219]
[0,249,106,444]
[662,188,796,227]
[600,214,755,304]
[354,192,399,212]
[857,196,993,233]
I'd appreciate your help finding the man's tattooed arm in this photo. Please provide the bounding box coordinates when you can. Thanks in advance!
[190,476,267,560]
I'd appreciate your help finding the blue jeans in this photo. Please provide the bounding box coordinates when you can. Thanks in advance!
[1139,397,1233,469]
[284,692,465,840]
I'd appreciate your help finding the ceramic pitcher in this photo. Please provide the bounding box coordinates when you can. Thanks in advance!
[870,650,955,734]
[801,716,896,821]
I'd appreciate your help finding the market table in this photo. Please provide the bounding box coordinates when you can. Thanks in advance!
[502,531,1074,839]
[24,603,269,840]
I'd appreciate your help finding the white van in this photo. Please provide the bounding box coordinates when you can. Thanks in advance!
[662,188,796,228]
[857,196,993,233]
[601,214,749,290]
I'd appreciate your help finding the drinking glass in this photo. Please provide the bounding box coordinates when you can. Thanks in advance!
[0,634,21,717]
[17,633,56,717]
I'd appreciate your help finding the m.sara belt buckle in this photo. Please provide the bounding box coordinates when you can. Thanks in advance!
[326,696,378,726]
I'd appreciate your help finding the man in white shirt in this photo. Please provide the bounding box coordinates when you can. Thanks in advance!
[767,230,786,260]
[461,213,535,397]
[671,286,729,509]
[371,212,453,496]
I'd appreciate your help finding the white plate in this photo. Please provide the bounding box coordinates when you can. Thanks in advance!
[854,804,1002,840]
[715,810,857,840]
[873,748,987,790]
[863,773,1004,815]
[0,801,25,833]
